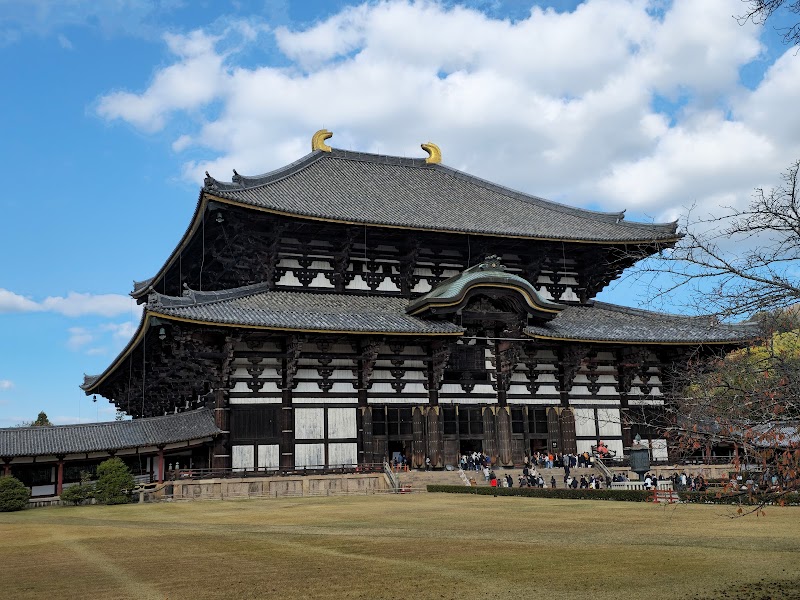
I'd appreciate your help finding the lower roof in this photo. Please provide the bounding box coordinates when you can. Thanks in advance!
[149,284,465,335]
[0,409,220,458]
[526,302,760,345]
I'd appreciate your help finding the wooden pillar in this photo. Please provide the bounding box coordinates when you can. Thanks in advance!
[482,407,498,461]
[2,458,10,477]
[280,390,294,469]
[157,448,165,484]
[412,406,425,468]
[212,388,230,470]
[496,407,513,466]
[56,458,64,496]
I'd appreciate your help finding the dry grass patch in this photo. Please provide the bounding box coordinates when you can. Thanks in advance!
[1,495,798,599]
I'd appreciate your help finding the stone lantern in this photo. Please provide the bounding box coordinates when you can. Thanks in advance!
[629,434,650,483]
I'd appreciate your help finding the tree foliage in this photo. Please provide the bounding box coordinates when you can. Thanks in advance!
[93,458,135,505]
[60,471,95,506]
[626,159,800,504]
[32,411,52,427]
[0,476,30,512]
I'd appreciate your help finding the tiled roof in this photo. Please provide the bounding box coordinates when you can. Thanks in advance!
[149,283,465,335]
[525,302,761,344]
[205,148,679,243]
[407,256,563,318]
[0,409,219,458]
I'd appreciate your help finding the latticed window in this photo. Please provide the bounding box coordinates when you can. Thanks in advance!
[442,407,457,435]
[449,346,485,371]
[387,407,413,436]
[458,407,483,436]
[230,407,280,442]
[528,408,548,435]
[511,408,525,434]
[372,407,387,436]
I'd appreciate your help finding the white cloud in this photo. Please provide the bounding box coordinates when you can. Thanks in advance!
[57,33,73,49]
[0,288,138,317]
[0,289,39,313]
[93,0,799,229]
[64,320,140,353]
[0,380,14,391]
[67,327,94,351]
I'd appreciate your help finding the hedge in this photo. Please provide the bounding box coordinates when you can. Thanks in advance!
[678,490,800,506]
[426,485,650,502]
[426,485,800,506]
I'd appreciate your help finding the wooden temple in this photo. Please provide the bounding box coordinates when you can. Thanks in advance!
[70,130,758,474]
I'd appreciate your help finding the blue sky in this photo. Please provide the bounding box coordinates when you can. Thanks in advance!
[1,0,799,426]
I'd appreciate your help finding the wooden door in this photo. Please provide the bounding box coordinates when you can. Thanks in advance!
[360,407,373,464]
[547,407,562,453]
[426,407,443,467]
[559,408,578,454]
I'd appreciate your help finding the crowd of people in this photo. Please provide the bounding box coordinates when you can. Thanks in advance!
[525,451,594,470]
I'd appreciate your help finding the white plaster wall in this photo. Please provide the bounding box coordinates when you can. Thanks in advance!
[367,397,421,404]
[276,271,302,286]
[606,439,624,457]
[597,408,622,437]
[232,445,255,471]
[651,439,668,461]
[507,398,555,405]
[574,409,597,437]
[576,440,594,455]
[328,408,357,439]
[346,275,369,290]
[257,445,279,469]
[309,273,334,288]
[376,278,400,292]
[328,442,358,466]
[295,408,324,439]
[295,443,325,468]
[411,279,432,293]
[230,398,282,405]
[292,397,358,404]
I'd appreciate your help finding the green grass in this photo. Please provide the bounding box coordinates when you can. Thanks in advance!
[1,495,799,599]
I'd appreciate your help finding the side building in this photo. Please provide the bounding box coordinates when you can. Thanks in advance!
[66,131,757,475]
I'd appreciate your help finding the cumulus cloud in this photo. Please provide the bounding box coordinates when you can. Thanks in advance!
[65,319,139,354]
[0,288,137,317]
[0,380,14,391]
[93,0,800,226]
[67,327,94,351]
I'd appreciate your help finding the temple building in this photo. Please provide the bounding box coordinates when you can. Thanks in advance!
[1,131,758,493]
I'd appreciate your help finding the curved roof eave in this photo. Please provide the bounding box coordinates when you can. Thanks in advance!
[132,147,680,297]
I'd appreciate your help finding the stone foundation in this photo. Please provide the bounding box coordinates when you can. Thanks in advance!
[164,472,390,501]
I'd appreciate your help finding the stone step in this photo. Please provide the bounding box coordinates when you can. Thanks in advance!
[394,467,605,490]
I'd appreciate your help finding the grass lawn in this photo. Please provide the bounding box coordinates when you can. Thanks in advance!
[1,494,799,600]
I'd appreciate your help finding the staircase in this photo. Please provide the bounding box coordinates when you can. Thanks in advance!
[393,466,606,491]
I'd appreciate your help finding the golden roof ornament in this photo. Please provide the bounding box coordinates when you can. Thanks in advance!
[311,129,333,152]
[421,142,441,164]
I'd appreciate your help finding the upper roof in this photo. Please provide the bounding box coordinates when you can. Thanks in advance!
[525,302,761,345]
[150,283,465,335]
[407,255,564,319]
[204,147,680,244]
[0,409,219,458]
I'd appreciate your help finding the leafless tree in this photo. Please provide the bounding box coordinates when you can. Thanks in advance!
[737,1,800,46]
[631,159,800,321]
